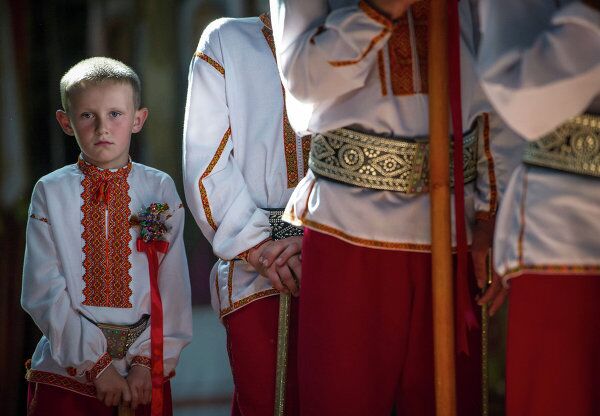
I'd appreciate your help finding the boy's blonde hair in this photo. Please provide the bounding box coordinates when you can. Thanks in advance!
[60,57,141,113]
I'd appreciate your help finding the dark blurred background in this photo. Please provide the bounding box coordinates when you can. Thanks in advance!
[0,1,506,415]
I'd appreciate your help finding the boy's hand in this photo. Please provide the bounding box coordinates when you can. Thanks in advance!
[477,272,508,317]
[93,364,131,407]
[127,365,152,409]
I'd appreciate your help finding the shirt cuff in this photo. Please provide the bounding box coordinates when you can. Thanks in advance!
[85,352,112,382]
[131,355,152,370]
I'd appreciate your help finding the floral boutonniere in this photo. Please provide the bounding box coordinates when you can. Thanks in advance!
[130,202,172,242]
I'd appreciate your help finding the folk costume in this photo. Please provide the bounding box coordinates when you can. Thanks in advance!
[269,0,519,414]
[183,15,306,416]
[478,1,600,414]
[22,159,192,416]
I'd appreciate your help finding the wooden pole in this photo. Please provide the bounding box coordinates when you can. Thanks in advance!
[428,1,457,415]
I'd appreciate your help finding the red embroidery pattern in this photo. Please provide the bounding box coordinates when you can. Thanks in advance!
[260,15,301,188]
[27,369,97,398]
[85,352,112,382]
[480,113,498,219]
[194,52,225,76]
[30,214,50,225]
[199,127,232,230]
[227,260,235,306]
[302,136,312,175]
[79,160,132,308]
[219,288,280,318]
[359,0,393,29]
[131,355,152,369]
[388,16,413,95]
[329,28,390,67]
[377,50,388,96]
[388,4,429,96]
[413,2,430,94]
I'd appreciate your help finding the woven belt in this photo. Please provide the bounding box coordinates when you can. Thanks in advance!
[265,209,303,241]
[308,127,478,193]
[523,113,600,177]
[84,314,150,359]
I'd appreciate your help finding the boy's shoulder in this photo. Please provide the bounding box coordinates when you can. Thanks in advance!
[201,16,263,44]
[130,162,175,187]
[36,163,79,187]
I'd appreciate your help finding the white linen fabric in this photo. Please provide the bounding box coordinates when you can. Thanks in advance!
[477,0,600,280]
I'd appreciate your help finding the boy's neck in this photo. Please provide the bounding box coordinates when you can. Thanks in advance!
[79,154,131,171]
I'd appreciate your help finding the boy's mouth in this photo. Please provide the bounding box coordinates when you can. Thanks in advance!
[95,140,113,146]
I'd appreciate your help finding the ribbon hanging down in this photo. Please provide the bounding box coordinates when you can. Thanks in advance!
[137,238,169,416]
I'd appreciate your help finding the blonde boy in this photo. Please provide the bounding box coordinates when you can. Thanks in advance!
[22,57,192,416]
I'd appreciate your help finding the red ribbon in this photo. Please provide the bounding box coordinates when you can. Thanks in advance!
[137,238,169,416]
[448,0,479,355]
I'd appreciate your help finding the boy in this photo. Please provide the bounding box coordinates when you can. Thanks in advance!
[22,57,192,416]
[183,14,305,416]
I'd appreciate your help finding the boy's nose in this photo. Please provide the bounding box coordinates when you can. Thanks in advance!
[95,118,109,135]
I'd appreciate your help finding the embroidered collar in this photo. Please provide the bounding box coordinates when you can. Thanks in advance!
[77,156,132,181]
[77,157,132,204]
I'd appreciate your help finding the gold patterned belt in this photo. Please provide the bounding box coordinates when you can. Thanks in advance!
[84,314,150,359]
[265,209,303,241]
[523,113,600,177]
[308,127,478,193]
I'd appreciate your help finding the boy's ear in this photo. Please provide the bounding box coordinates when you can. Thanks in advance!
[132,107,149,134]
[56,110,75,136]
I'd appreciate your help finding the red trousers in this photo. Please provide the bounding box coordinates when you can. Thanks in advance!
[223,295,299,416]
[298,229,481,416]
[26,381,172,416]
[506,274,600,416]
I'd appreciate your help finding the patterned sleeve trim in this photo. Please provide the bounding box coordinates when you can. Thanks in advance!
[131,355,151,370]
[85,352,112,382]
[198,126,232,231]
[481,113,498,217]
[30,214,50,225]
[359,0,393,29]
[194,51,225,76]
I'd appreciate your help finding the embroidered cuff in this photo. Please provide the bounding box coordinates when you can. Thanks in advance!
[237,237,272,262]
[131,355,152,370]
[85,352,112,382]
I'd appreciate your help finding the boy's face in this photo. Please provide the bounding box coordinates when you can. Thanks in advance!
[56,81,148,169]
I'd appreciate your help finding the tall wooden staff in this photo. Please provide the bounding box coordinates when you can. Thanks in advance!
[428,0,457,415]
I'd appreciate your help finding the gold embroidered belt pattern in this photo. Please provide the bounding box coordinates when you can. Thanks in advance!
[308,127,478,193]
[523,114,600,177]
[84,314,150,359]
[264,209,304,241]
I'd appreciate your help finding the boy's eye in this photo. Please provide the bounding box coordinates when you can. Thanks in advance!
[81,112,93,119]
[109,111,122,118]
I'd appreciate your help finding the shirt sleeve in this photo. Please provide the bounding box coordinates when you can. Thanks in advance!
[473,112,525,219]
[126,177,192,375]
[477,0,600,139]
[182,20,272,260]
[21,181,110,378]
[269,0,393,104]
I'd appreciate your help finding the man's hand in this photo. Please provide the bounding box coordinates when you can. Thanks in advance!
[368,0,422,20]
[477,272,508,317]
[126,365,152,409]
[247,237,302,296]
[93,364,131,407]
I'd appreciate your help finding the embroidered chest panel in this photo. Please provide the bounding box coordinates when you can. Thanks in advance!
[80,167,133,308]
[260,14,310,188]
